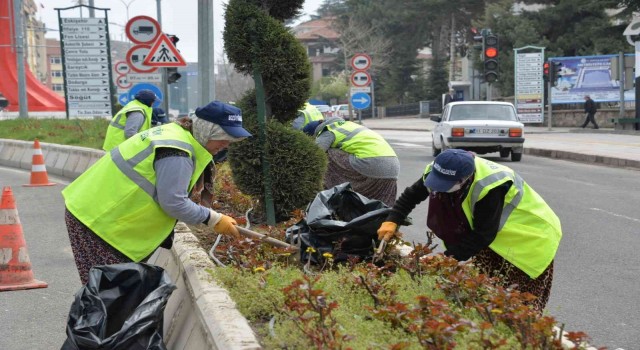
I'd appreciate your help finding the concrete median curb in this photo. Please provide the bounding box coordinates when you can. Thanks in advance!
[524,147,640,170]
[0,139,261,350]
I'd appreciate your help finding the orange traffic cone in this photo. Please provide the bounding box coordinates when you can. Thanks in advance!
[0,187,48,291]
[23,139,55,187]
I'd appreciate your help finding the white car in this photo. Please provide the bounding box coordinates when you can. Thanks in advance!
[430,101,525,161]
[332,104,351,119]
[314,104,333,118]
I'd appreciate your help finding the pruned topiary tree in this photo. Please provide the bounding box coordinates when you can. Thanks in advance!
[224,0,327,221]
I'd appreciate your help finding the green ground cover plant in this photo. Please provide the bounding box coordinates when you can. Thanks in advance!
[0,118,108,149]
[198,165,602,350]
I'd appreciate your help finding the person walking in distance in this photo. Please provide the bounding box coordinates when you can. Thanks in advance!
[581,95,599,129]
[444,88,456,106]
[377,149,562,312]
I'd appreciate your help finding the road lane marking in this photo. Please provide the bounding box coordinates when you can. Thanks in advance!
[590,208,640,223]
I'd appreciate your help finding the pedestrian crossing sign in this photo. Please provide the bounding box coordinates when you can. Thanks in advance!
[143,33,187,67]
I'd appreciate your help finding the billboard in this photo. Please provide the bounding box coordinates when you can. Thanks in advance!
[550,54,635,104]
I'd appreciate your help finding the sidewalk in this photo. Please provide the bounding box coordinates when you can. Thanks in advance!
[361,117,640,170]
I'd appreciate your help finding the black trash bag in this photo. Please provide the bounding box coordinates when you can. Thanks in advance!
[61,263,177,350]
[285,182,411,263]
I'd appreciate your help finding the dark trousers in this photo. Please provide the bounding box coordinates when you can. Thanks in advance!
[581,112,599,129]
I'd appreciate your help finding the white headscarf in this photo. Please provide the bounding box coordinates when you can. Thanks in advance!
[191,116,241,146]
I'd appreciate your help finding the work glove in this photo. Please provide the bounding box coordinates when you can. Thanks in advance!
[207,209,240,239]
[377,221,401,242]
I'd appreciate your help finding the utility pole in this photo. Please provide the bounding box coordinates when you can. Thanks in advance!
[156,0,169,113]
[449,14,455,82]
[88,0,95,17]
[14,0,28,118]
[198,0,215,105]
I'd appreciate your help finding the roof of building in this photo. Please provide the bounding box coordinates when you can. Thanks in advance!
[293,17,339,41]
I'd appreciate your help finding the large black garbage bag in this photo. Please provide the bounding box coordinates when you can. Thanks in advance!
[286,182,411,263]
[61,263,177,350]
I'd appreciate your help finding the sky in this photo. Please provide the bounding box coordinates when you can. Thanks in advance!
[37,0,324,62]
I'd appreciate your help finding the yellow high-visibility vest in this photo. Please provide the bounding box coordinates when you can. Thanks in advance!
[326,120,396,158]
[63,123,213,261]
[423,157,562,278]
[103,99,153,151]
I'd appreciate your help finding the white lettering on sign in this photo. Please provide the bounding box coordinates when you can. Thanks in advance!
[228,114,242,121]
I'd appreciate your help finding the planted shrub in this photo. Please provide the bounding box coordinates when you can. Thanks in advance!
[224,0,310,123]
[228,120,327,221]
[224,0,325,222]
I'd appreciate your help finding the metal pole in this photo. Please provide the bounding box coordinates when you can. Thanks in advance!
[371,79,376,119]
[198,0,215,105]
[88,0,95,17]
[547,80,552,130]
[156,0,169,113]
[619,51,625,123]
[13,0,28,118]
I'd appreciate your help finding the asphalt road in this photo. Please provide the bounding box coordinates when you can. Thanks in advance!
[379,129,640,350]
[0,167,77,350]
[2,130,639,349]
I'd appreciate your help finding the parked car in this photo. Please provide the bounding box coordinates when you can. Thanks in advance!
[314,104,333,118]
[430,101,524,161]
[332,104,351,119]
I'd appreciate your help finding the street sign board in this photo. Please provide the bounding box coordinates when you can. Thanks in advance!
[350,92,371,110]
[351,53,372,71]
[59,17,112,118]
[128,83,163,108]
[514,50,544,123]
[125,15,161,45]
[351,71,371,87]
[114,61,130,75]
[128,73,163,83]
[118,93,130,106]
[143,34,187,67]
[350,86,371,94]
[116,75,132,89]
[126,44,158,73]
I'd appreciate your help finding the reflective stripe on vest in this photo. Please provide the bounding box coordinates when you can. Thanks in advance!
[110,139,196,201]
[103,99,152,151]
[327,121,396,158]
[63,123,212,262]
[423,158,561,278]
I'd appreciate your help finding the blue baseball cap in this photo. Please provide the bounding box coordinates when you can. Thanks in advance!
[134,89,160,107]
[424,149,475,192]
[195,101,252,138]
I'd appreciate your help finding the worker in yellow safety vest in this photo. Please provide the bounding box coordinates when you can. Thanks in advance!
[102,89,159,151]
[292,102,324,130]
[63,101,251,284]
[303,117,399,207]
[377,149,562,312]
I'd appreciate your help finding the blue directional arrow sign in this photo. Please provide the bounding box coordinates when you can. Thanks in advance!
[118,93,130,106]
[350,92,371,110]
[128,83,163,108]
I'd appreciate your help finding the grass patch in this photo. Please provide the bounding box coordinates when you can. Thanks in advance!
[0,118,108,149]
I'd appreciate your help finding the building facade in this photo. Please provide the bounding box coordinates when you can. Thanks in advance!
[292,17,341,82]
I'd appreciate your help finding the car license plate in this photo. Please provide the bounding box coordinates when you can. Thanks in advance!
[468,128,504,134]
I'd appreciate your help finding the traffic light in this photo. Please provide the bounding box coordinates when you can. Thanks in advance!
[543,61,550,81]
[549,61,562,87]
[167,35,182,84]
[483,34,499,83]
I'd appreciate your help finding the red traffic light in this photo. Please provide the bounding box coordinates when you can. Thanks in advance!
[543,62,550,75]
[485,47,498,58]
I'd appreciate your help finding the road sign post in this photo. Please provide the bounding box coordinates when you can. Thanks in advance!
[57,8,113,119]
